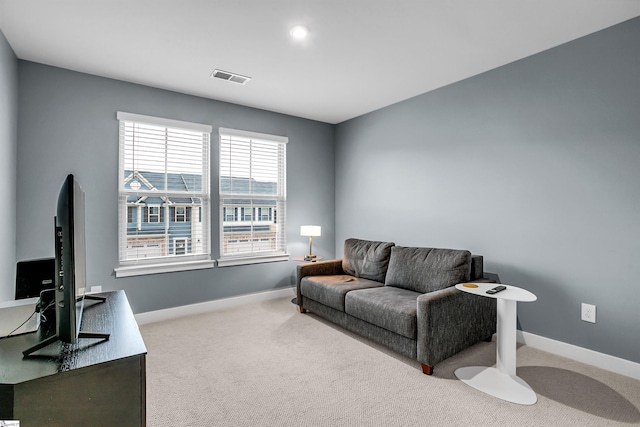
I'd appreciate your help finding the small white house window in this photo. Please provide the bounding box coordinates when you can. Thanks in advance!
[147,206,161,223]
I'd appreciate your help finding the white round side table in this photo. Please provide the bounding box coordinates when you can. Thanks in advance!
[454,282,537,405]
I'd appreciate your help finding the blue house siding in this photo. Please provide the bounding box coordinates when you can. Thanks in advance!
[124,170,203,257]
[124,171,280,257]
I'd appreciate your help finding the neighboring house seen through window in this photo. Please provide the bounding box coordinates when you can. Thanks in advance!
[218,128,288,266]
[115,112,214,277]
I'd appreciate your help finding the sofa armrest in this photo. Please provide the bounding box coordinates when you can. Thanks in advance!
[416,286,496,368]
[470,255,483,281]
[296,259,344,308]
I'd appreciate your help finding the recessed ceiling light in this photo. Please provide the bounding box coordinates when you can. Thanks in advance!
[290,25,309,40]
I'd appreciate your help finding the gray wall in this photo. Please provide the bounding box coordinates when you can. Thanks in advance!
[8,17,639,364]
[335,17,640,363]
[16,62,335,313]
[0,30,18,302]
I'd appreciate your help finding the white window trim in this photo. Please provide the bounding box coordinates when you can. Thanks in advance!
[217,253,289,268]
[217,127,289,267]
[218,127,288,144]
[115,259,215,278]
[116,111,213,276]
[117,112,212,133]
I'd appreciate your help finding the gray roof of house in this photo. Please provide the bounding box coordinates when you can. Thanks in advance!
[125,170,202,204]
[220,176,277,195]
[125,171,278,205]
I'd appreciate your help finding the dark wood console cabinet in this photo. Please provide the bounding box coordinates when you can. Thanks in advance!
[0,291,146,426]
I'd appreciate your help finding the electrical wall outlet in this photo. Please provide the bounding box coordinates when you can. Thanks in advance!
[581,303,596,323]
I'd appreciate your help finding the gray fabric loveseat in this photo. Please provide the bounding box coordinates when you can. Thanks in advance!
[296,238,496,375]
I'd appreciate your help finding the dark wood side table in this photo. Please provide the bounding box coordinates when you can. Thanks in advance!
[0,290,147,426]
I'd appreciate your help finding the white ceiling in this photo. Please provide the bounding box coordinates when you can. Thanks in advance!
[1,1,639,124]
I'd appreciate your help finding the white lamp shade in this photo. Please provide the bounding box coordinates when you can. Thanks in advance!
[300,225,321,237]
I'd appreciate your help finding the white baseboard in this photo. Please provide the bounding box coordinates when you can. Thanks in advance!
[135,288,638,381]
[134,287,295,326]
[517,330,640,381]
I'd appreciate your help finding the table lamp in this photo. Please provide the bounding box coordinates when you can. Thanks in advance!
[300,225,321,261]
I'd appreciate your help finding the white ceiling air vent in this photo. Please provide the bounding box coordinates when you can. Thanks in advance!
[210,69,251,85]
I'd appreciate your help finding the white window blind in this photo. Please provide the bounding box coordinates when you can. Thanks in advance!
[115,112,213,277]
[218,128,288,266]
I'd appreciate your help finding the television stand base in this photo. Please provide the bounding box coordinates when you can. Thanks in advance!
[22,330,110,357]
[22,295,110,357]
[22,334,59,357]
[78,331,110,340]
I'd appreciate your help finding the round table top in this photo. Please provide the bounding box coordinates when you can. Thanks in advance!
[455,282,537,302]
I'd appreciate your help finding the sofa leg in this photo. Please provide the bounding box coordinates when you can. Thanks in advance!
[484,335,493,343]
[298,305,306,314]
[421,363,434,375]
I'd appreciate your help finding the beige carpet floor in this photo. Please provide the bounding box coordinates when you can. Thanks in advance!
[140,296,640,426]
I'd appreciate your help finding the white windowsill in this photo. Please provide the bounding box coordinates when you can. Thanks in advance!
[115,259,215,278]
[217,253,290,267]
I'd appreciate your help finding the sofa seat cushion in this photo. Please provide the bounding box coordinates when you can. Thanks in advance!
[344,287,420,339]
[342,238,395,283]
[385,246,472,294]
[300,275,384,312]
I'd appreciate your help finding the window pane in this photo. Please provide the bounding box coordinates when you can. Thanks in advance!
[219,129,286,260]
[118,114,211,266]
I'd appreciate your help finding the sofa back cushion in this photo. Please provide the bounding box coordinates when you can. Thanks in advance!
[342,238,395,283]
[385,246,471,293]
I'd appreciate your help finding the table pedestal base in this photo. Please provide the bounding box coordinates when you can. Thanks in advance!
[455,366,537,405]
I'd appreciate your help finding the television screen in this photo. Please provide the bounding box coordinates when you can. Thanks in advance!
[23,174,108,357]
[55,174,86,343]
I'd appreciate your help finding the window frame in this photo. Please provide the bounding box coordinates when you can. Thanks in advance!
[147,205,161,223]
[174,237,188,255]
[242,207,253,222]
[217,128,289,267]
[172,206,190,223]
[115,112,214,278]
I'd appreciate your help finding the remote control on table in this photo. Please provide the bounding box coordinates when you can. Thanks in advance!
[486,285,507,294]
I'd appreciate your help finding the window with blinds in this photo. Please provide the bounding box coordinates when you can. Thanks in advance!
[218,128,288,266]
[115,112,213,277]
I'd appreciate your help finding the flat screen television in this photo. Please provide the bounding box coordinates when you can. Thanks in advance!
[23,174,109,357]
